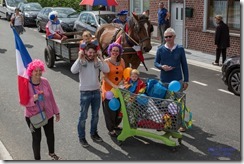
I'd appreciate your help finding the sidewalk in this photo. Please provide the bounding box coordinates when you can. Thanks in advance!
[149,41,222,72]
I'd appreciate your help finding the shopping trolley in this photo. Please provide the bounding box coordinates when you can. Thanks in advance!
[116,88,186,148]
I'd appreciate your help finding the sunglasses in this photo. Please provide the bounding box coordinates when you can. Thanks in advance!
[164,35,173,38]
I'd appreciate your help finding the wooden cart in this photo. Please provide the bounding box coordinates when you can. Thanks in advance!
[44,32,83,68]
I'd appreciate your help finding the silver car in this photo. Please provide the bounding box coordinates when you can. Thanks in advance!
[73,11,117,35]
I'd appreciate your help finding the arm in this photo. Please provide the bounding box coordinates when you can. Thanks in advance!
[180,48,189,90]
[58,24,65,34]
[10,14,15,26]
[215,26,221,46]
[97,54,110,73]
[47,21,55,34]
[154,49,163,69]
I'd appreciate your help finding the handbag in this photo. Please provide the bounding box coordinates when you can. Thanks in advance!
[30,110,48,128]
[29,81,48,129]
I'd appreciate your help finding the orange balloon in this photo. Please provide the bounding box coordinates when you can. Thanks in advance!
[123,67,132,79]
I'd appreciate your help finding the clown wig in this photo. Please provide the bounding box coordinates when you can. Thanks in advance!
[27,59,45,77]
[107,42,123,56]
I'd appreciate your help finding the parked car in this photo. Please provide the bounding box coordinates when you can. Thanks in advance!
[221,56,240,96]
[0,0,26,20]
[73,11,117,35]
[18,2,42,26]
[36,7,79,33]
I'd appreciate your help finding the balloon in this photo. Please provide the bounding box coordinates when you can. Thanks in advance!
[136,94,148,106]
[108,98,120,111]
[123,67,132,80]
[168,102,178,115]
[111,88,119,98]
[168,80,181,92]
[105,91,114,100]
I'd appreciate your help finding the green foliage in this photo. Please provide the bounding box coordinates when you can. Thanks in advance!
[27,0,84,12]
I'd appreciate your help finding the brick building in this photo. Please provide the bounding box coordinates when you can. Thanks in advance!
[115,0,240,56]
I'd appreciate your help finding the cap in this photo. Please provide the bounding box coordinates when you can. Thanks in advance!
[48,11,58,21]
[215,15,223,20]
[117,10,128,16]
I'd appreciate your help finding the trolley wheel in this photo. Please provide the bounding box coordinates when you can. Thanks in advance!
[117,141,123,146]
[178,138,182,145]
[44,46,55,68]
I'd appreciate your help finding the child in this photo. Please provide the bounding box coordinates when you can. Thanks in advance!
[79,31,102,57]
[70,43,109,148]
[45,11,67,41]
[124,69,146,94]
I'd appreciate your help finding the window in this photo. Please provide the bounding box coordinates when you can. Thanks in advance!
[131,0,149,14]
[208,0,240,32]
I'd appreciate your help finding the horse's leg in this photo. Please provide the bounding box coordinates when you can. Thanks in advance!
[131,54,141,69]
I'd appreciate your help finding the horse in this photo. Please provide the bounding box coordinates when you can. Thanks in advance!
[95,12,152,70]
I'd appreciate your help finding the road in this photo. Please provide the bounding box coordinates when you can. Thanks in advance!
[0,18,241,161]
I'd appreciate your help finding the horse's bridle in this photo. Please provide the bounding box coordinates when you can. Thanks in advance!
[133,19,151,44]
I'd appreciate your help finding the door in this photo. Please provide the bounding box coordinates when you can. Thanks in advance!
[171,3,184,46]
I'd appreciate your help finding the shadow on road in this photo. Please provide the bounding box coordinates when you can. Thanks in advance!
[24,44,34,49]
[85,125,240,161]
[48,62,79,82]
[0,48,7,54]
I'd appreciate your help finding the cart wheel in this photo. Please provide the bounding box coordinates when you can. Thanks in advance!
[44,46,55,68]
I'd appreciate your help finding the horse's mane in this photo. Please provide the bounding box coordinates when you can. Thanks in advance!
[127,14,149,28]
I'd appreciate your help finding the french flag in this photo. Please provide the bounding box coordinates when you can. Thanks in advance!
[12,28,32,106]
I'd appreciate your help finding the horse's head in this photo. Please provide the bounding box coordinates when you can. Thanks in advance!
[127,13,152,52]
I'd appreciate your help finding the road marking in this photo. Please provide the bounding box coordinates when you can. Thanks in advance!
[0,140,13,160]
[218,89,234,95]
[150,68,160,72]
[192,81,208,86]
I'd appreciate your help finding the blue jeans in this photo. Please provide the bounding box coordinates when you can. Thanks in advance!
[78,89,101,140]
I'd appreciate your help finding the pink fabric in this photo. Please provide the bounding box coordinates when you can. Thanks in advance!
[24,77,60,119]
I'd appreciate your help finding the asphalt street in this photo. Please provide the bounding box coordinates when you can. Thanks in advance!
[0,18,242,161]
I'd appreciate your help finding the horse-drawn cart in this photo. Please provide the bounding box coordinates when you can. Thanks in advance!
[44,32,83,68]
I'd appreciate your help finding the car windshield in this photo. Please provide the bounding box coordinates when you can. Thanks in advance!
[24,3,42,11]
[8,0,26,7]
[54,8,77,18]
[96,14,116,25]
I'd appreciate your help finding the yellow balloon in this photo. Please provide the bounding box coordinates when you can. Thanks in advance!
[111,88,119,98]
[123,67,132,80]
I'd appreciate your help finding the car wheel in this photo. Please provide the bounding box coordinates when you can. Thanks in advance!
[37,21,43,32]
[227,69,240,96]
[44,46,55,68]
[6,13,11,21]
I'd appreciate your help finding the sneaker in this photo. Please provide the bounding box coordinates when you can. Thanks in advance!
[91,132,103,142]
[212,62,219,66]
[80,138,89,148]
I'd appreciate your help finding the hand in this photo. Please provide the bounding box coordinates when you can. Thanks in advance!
[55,114,60,122]
[97,51,103,60]
[33,94,38,102]
[183,82,188,90]
[162,65,174,71]
[78,50,85,60]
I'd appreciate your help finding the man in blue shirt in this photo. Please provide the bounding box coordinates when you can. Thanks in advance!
[112,10,128,25]
[154,27,189,90]
[158,2,170,44]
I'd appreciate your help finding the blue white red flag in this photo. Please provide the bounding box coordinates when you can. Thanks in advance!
[12,28,32,105]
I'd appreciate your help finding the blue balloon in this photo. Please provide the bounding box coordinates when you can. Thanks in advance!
[136,94,148,106]
[108,98,120,111]
[168,80,181,92]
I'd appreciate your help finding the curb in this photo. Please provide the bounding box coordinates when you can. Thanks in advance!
[0,140,13,160]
